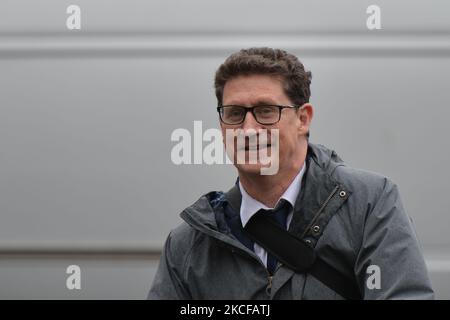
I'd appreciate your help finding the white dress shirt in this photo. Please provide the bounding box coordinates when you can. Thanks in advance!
[238,163,306,267]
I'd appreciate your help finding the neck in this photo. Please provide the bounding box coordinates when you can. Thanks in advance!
[238,147,307,208]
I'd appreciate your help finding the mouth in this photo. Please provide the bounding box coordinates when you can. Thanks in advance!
[243,144,271,151]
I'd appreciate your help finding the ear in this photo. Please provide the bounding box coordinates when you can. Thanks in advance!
[297,103,314,135]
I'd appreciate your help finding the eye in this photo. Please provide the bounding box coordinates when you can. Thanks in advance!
[224,107,244,118]
[256,106,277,116]
[260,107,273,114]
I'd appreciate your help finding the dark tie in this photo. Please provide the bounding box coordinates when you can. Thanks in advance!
[258,200,290,275]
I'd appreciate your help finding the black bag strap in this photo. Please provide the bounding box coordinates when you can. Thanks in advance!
[244,213,361,300]
[244,211,316,272]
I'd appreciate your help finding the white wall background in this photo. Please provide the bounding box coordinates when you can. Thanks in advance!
[0,0,449,299]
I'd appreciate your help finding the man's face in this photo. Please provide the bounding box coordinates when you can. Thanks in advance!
[220,74,312,176]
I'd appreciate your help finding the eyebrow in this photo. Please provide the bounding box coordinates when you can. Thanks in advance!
[226,99,280,106]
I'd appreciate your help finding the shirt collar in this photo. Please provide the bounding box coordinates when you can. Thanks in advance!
[239,162,306,227]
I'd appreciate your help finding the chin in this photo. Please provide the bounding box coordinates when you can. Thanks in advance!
[235,163,272,176]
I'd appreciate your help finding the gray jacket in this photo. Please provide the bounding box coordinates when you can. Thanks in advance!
[149,143,434,299]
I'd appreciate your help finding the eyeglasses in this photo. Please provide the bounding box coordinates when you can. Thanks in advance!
[217,104,300,125]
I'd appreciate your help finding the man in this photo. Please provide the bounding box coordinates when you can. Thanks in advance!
[149,47,434,299]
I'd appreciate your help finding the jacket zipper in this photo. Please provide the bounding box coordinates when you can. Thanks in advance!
[300,185,340,239]
[227,244,274,296]
[267,275,273,295]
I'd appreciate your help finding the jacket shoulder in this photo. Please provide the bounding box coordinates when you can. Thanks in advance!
[166,221,201,261]
[331,164,397,201]
[329,164,403,238]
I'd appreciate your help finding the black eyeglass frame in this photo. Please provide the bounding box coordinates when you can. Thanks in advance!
[216,104,302,125]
